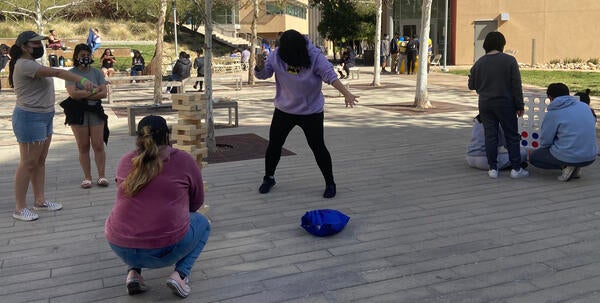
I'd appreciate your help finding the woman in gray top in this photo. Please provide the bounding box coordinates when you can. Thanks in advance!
[9,31,95,221]
[65,44,109,189]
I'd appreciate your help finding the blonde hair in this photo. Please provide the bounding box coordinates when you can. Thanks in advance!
[122,126,164,196]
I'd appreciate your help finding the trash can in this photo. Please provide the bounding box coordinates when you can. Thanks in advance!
[362,49,374,66]
[48,54,58,67]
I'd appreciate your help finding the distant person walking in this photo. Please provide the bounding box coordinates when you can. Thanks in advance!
[8,31,95,221]
[254,29,359,198]
[192,49,204,92]
[468,31,529,179]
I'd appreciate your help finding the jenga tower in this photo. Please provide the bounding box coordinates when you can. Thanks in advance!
[171,93,209,167]
[171,93,211,217]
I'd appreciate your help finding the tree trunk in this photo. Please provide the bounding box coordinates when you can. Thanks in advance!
[35,1,49,66]
[151,0,168,105]
[413,0,433,108]
[205,0,216,152]
[247,0,259,85]
[372,0,382,86]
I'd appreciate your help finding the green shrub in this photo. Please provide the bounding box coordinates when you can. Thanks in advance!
[587,58,599,65]
[564,57,583,64]
[549,58,561,64]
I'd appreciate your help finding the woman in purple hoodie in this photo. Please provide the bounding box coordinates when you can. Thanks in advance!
[254,29,359,198]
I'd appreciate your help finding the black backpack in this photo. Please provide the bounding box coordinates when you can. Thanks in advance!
[390,39,398,54]
[407,40,418,52]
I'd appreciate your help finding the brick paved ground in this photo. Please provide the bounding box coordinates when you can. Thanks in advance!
[1,68,599,303]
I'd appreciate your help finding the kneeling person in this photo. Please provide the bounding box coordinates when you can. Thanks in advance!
[529,83,598,181]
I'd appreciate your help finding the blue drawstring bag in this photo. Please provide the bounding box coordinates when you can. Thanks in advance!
[301,209,350,237]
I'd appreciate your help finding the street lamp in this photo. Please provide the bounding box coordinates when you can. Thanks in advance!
[442,0,448,72]
[173,0,179,57]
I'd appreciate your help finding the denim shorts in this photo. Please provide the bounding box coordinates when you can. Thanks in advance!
[12,107,54,143]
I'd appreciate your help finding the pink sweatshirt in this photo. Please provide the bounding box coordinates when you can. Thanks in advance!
[105,147,204,249]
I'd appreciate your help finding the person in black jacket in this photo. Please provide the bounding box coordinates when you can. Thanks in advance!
[192,49,204,92]
[167,51,191,93]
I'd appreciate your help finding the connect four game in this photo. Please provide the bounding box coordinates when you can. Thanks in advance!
[518,94,550,149]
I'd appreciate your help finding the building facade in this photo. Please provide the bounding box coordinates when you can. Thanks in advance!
[238,0,310,41]
[389,0,600,66]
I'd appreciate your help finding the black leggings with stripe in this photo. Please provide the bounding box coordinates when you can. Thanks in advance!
[265,108,334,185]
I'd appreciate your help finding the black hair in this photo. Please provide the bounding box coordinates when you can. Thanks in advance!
[278,29,311,68]
[8,44,23,88]
[547,83,570,99]
[72,43,93,66]
[574,89,591,105]
[483,31,506,53]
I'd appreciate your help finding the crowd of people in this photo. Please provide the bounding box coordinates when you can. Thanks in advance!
[467,31,597,181]
[3,28,598,300]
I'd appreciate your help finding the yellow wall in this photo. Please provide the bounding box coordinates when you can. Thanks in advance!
[455,0,600,65]
[238,0,308,38]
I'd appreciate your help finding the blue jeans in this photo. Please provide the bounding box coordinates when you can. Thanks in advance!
[109,212,210,277]
[479,102,522,170]
[131,65,144,76]
[529,147,595,169]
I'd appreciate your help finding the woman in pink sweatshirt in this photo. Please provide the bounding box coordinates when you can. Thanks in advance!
[105,115,210,298]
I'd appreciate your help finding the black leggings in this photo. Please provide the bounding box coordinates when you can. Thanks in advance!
[265,108,334,185]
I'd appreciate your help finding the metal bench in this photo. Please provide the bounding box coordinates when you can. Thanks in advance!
[127,100,239,136]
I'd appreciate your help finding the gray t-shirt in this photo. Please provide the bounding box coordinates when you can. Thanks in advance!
[13,59,55,113]
[65,67,107,101]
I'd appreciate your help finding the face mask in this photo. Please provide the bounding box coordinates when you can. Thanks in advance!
[77,56,91,67]
[31,47,44,59]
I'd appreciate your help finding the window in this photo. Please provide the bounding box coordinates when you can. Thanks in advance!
[266,2,307,19]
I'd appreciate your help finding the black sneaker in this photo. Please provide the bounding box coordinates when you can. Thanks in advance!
[259,176,276,194]
[323,183,336,198]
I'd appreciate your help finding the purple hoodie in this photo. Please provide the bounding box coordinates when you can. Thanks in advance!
[254,38,338,115]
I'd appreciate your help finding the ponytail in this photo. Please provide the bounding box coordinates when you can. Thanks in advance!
[122,126,164,196]
[8,44,23,88]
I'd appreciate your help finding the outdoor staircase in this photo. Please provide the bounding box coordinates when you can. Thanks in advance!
[187,24,251,48]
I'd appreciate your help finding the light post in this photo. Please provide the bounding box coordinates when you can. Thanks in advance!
[442,0,448,72]
[173,0,179,57]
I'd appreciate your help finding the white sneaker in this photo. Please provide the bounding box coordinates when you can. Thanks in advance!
[510,168,529,179]
[558,166,576,182]
[33,201,63,211]
[166,272,191,298]
[488,169,498,179]
[13,208,39,221]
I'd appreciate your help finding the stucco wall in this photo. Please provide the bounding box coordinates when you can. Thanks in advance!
[238,1,309,38]
[455,0,600,65]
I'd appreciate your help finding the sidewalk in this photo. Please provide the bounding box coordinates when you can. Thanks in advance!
[1,68,599,302]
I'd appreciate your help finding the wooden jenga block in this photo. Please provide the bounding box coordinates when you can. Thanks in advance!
[171,93,202,102]
[172,144,197,152]
[178,119,204,127]
[172,125,208,136]
[178,111,206,120]
[173,134,202,142]
[178,139,206,146]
